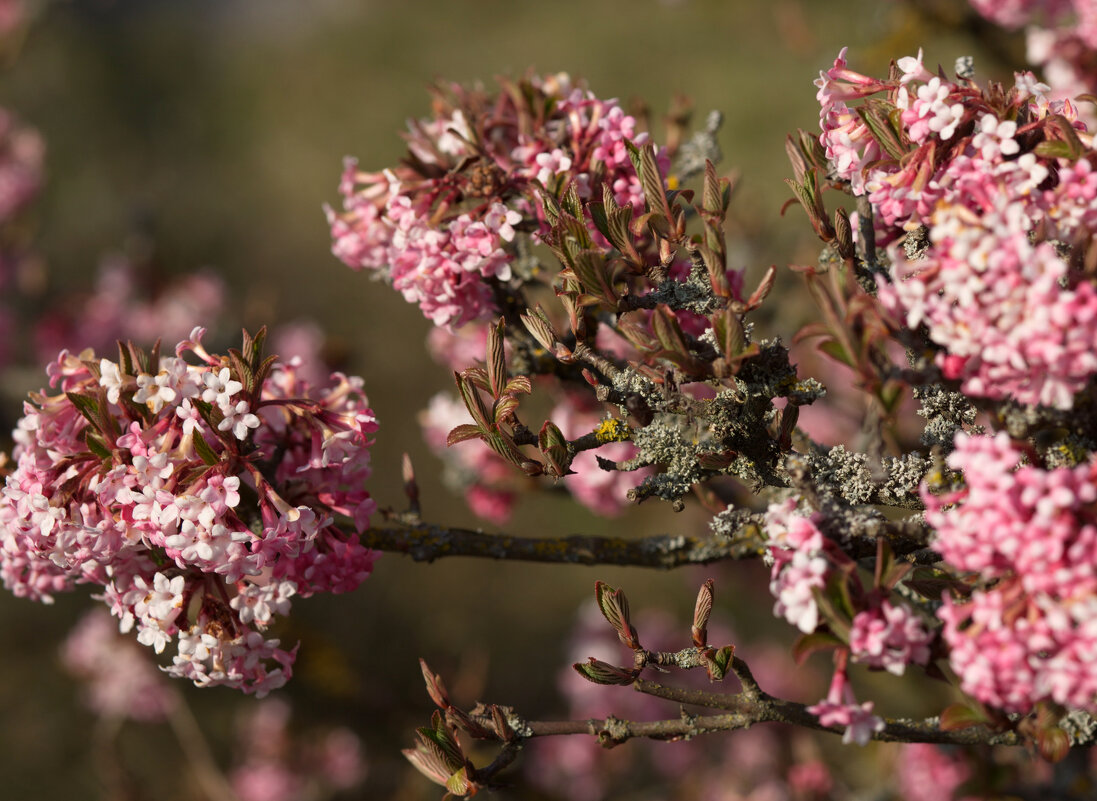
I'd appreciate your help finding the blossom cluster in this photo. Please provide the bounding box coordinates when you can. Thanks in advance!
[35,253,228,366]
[231,698,365,801]
[61,607,178,722]
[0,106,43,370]
[816,48,1097,408]
[806,666,884,747]
[969,0,1097,114]
[327,73,663,328]
[0,329,378,695]
[763,497,830,635]
[764,498,932,741]
[926,431,1097,713]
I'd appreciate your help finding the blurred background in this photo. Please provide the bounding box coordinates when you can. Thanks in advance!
[0,1,1028,798]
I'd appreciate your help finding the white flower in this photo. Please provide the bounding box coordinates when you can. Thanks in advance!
[99,359,124,404]
[218,400,260,440]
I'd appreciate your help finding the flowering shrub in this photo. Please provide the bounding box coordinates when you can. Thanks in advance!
[7,1,1097,799]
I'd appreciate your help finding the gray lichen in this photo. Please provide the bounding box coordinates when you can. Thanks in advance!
[805,446,929,510]
[915,384,981,448]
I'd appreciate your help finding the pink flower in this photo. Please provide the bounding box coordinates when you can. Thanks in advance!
[849,601,932,675]
[927,432,1097,712]
[807,669,884,746]
[1,336,379,695]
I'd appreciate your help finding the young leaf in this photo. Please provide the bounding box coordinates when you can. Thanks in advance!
[66,393,103,431]
[85,431,113,461]
[486,317,507,398]
[939,702,989,731]
[420,658,452,709]
[446,424,483,447]
[703,645,735,681]
[573,658,639,686]
[192,433,222,466]
[594,581,640,649]
[454,372,491,430]
[692,579,714,647]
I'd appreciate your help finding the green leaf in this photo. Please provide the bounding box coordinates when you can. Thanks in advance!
[1034,140,1075,160]
[692,579,714,647]
[85,431,112,461]
[503,375,532,396]
[521,308,556,351]
[66,392,103,430]
[1036,726,1071,763]
[454,372,491,430]
[540,189,561,227]
[117,341,134,377]
[818,339,853,367]
[651,304,689,357]
[492,395,521,424]
[538,420,572,477]
[703,160,722,216]
[623,137,643,178]
[639,143,671,220]
[445,767,472,796]
[247,326,268,366]
[422,710,464,766]
[560,181,583,220]
[939,702,989,732]
[857,101,907,161]
[594,581,639,648]
[192,433,222,466]
[587,199,612,241]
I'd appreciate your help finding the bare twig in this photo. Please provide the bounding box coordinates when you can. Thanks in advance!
[363,513,934,568]
[363,518,766,568]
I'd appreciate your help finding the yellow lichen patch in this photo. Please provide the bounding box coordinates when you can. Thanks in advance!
[594,417,631,444]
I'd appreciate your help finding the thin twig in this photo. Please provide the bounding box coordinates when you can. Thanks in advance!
[166,690,241,801]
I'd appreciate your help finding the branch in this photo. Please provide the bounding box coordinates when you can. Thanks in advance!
[629,679,1025,746]
[362,518,766,568]
[478,691,1026,749]
[364,511,936,568]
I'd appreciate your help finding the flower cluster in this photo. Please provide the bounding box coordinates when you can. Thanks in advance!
[0,328,378,695]
[763,497,831,634]
[327,73,663,328]
[895,743,974,801]
[969,0,1097,115]
[926,431,1097,712]
[61,607,178,722]
[848,600,932,676]
[816,48,1097,408]
[0,106,43,371]
[806,664,885,747]
[230,698,365,801]
[35,253,227,365]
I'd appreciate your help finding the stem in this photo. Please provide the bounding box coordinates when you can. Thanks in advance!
[519,705,1026,747]
[363,519,766,568]
[166,690,241,801]
[363,514,934,568]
